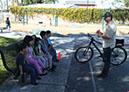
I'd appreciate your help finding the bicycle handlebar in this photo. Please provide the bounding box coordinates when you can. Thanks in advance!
[87,33,93,38]
[87,33,102,45]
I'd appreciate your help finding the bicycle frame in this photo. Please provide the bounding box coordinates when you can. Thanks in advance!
[75,33,127,65]
[87,36,103,57]
[87,34,124,58]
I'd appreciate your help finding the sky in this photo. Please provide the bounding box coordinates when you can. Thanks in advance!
[58,0,123,5]
[0,0,124,8]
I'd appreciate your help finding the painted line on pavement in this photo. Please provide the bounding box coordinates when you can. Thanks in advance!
[89,61,97,92]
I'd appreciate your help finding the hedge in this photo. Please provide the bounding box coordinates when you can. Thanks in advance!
[10,6,129,24]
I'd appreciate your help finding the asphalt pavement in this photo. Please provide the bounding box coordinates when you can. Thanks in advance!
[0,30,129,92]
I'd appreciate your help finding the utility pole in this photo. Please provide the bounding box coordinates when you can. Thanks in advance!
[0,0,4,21]
[86,0,89,23]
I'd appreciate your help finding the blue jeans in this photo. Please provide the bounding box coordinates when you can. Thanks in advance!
[50,48,58,62]
[102,47,111,76]
[6,24,11,31]
[23,64,39,83]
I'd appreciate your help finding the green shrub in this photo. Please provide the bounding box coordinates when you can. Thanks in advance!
[10,6,129,24]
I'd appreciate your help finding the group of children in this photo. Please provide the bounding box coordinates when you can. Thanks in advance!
[16,30,59,85]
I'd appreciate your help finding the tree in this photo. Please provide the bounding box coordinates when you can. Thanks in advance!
[124,0,129,7]
[52,0,59,4]
[21,0,23,6]
[14,0,59,6]
[113,0,129,7]
[12,0,19,6]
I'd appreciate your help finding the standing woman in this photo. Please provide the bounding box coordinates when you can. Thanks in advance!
[23,35,47,75]
[6,17,11,31]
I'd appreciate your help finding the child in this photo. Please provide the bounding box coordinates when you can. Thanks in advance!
[34,37,50,70]
[6,17,11,31]
[16,42,41,85]
[46,30,59,62]
[40,31,57,71]
[32,35,36,42]
[23,35,47,75]
[49,18,52,26]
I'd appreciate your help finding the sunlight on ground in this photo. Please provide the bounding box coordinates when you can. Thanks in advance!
[0,23,129,35]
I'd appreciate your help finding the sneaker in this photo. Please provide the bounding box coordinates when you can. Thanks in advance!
[39,72,47,76]
[50,67,56,72]
[42,70,48,75]
[52,64,57,68]
[96,73,108,79]
[54,60,60,62]
[36,77,42,80]
[31,83,38,85]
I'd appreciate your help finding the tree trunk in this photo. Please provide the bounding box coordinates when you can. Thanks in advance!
[35,0,37,3]
[0,0,4,21]
[21,0,23,6]
[125,3,128,7]
[6,0,9,12]
[16,0,19,6]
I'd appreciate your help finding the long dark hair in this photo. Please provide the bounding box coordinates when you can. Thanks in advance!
[34,37,41,55]
[23,35,33,47]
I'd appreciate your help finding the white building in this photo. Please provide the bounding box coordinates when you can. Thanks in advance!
[24,4,80,8]
[65,0,96,8]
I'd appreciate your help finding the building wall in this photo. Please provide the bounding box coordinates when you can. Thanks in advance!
[75,4,95,8]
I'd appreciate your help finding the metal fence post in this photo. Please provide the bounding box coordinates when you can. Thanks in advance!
[109,7,111,12]
[23,10,25,25]
[23,9,58,26]
[55,11,58,27]
[26,11,28,24]
[102,9,105,30]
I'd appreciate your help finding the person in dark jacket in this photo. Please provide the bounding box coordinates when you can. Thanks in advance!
[6,17,11,31]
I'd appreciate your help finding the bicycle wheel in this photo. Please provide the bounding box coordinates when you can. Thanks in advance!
[75,46,93,63]
[110,46,127,66]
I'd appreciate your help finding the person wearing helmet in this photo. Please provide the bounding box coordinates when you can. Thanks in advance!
[96,12,117,78]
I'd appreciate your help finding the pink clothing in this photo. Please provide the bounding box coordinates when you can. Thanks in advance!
[28,56,44,74]
[26,46,45,74]
[26,46,33,60]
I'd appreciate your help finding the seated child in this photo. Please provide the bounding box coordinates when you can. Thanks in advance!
[46,30,59,62]
[40,31,57,71]
[16,42,41,85]
[34,37,50,70]
[23,35,47,75]
[32,35,36,42]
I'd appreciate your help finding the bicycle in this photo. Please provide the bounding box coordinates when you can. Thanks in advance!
[75,33,127,66]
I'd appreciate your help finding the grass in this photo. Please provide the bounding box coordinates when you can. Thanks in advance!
[0,36,21,83]
[0,36,21,48]
[0,21,22,23]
